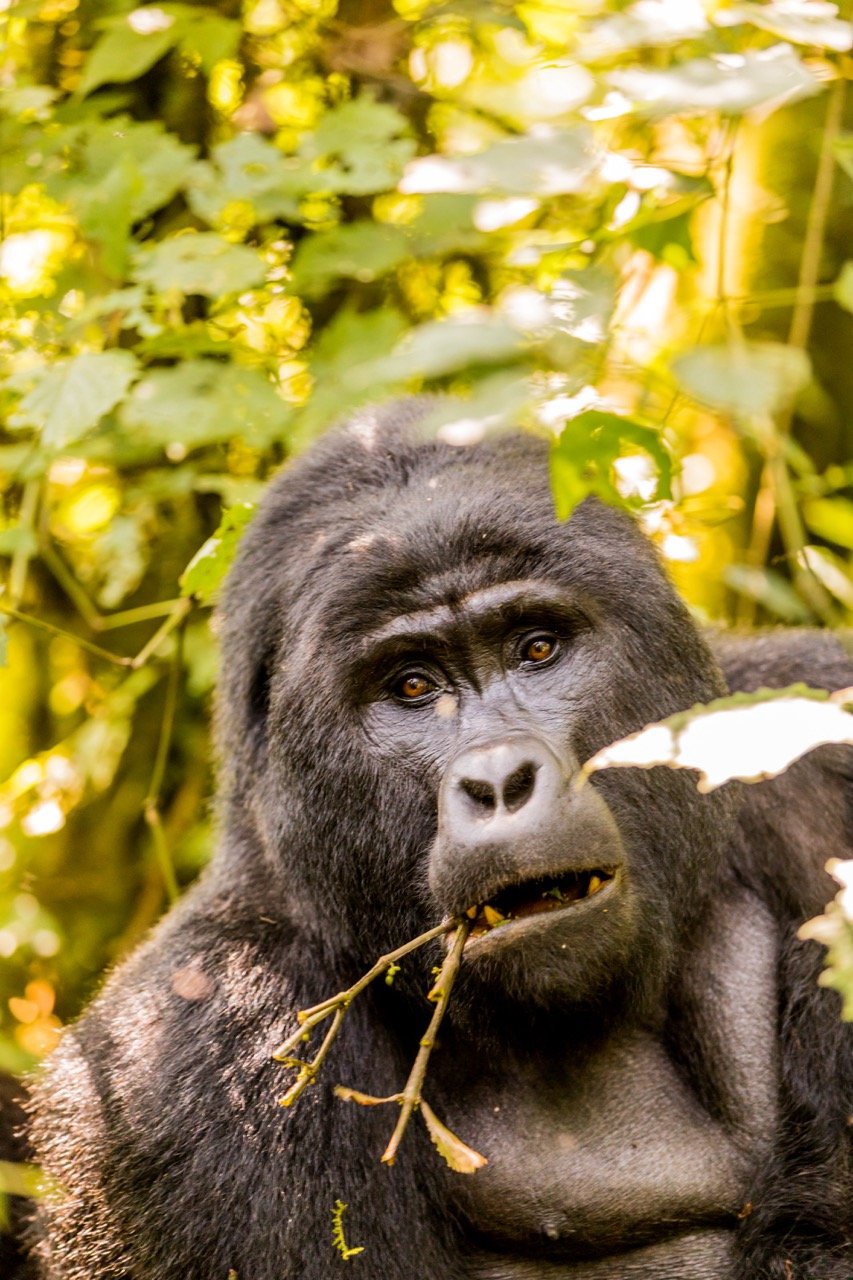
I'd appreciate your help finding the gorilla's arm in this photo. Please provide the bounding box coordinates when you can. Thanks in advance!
[28,885,458,1280]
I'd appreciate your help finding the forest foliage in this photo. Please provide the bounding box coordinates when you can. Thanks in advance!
[1,0,853,1085]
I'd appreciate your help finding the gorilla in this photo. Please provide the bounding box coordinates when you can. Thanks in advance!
[24,401,853,1278]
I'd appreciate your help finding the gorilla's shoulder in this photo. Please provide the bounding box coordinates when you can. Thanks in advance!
[708,627,853,695]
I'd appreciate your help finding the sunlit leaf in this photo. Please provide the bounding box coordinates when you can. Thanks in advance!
[584,685,853,792]
[304,96,416,195]
[584,1,709,58]
[77,18,181,98]
[10,352,139,449]
[121,362,290,450]
[420,1100,487,1174]
[800,858,853,1019]
[716,2,852,53]
[372,312,526,382]
[180,503,256,605]
[187,134,310,226]
[550,411,672,520]
[291,222,409,298]
[400,129,601,197]
[803,496,853,550]
[672,342,811,417]
[609,45,822,117]
[133,233,266,297]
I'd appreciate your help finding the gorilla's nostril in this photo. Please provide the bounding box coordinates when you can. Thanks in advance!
[459,777,497,812]
[502,762,537,813]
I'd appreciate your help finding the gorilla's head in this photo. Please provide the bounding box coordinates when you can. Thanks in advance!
[217,403,734,1026]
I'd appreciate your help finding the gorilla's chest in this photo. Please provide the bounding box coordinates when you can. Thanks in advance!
[440,894,779,1277]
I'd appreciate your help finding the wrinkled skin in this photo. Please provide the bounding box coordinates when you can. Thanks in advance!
[26,403,853,1279]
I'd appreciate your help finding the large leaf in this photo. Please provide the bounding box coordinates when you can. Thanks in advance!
[133,234,266,297]
[291,222,409,298]
[583,685,853,792]
[716,2,852,52]
[187,134,311,226]
[77,15,181,98]
[10,351,138,449]
[803,496,853,550]
[610,44,822,117]
[723,564,812,622]
[400,129,601,198]
[584,2,709,58]
[120,361,290,449]
[672,342,811,418]
[372,313,527,382]
[304,96,416,195]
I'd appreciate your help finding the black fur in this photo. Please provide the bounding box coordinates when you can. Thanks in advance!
[22,403,853,1278]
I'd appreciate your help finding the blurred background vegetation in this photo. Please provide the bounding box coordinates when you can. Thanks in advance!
[0,0,852,1076]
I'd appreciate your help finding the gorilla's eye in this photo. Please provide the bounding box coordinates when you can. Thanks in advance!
[394,672,437,702]
[521,634,559,666]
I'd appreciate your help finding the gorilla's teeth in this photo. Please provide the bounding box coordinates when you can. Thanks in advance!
[483,905,506,928]
[588,875,602,895]
[465,905,479,919]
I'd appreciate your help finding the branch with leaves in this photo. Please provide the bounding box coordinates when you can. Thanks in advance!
[273,917,486,1173]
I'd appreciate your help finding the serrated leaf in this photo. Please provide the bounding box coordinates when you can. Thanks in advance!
[291,222,409,298]
[672,342,811,418]
[305,96,416,195]
[610,44,822,118]
[584,685,853,792]
[400,129,600,198]
[77,19,180,98]
[187,133,309,226]
[10,351,138,449]
[133,234,266,297]
[420,1101,487,1174]
[180,503,256,604]
[120,361,290,449]
[716,2,852,53]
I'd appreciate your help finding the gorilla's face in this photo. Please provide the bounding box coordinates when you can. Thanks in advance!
[219,412,734,1020]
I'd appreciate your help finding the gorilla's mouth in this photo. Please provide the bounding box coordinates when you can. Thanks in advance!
[465,868,616,941]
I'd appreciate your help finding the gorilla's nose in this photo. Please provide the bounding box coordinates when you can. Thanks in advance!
[441,737,564,840]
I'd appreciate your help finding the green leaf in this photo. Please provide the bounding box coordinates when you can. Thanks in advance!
[77,19,180,98]
[10,351,139,449]
[180,503,256,604]
[373,313,527,382]
[800,858,853,1020]
[304,95,416,195]
[723,564,812,622]
[120,361,290,450]
[179,13,241,73]
[672,342,811,418]
[716,3,852,53]
[550,411,672,520]
[833,261,853,313]
[133,234,266,297]
[803,496,853,550]
[584,685,853,792]
[610,45,822,117]
[420,1101,487,1175]
[187,134,309,226]
[400,129,600,198]
[585,5,708,57]
[291,222,409,298]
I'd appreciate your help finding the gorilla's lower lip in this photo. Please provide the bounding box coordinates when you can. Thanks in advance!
[462,867,618,946]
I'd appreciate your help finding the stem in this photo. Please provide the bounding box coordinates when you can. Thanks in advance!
[130,598,191,669]
[40,543,102,630]
[0,601,133,666]
[99,598,184,631]
[381,919,470,1166]
[9,479,40,606]
[142,625,185,903]
[272,919,460,1101]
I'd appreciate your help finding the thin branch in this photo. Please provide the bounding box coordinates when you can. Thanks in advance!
[273,919,458,1105]
[9,479,40,607]
[0,601,133,667]
[130,598,191,669]
[381,917,470,1166]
